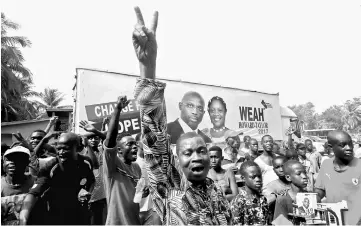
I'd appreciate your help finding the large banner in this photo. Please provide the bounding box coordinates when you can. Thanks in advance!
[74,69,283,141]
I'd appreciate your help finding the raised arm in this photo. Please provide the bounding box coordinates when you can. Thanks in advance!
[133,6,158,80]
[102,96,130,175]
[79,120,106,140]
[104,96,130,148]
[286,127,295,151]
[133,6,169,168]
[101,116,110,132]
[44,116,58,134]
[33,132,60,157]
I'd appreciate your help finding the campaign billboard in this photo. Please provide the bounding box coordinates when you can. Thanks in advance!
[74,68,283,141]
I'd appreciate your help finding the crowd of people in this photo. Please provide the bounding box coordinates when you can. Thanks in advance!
[2,6,361,226]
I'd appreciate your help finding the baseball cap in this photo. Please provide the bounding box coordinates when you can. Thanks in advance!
[4,146,31,157]
[224,130,243,140]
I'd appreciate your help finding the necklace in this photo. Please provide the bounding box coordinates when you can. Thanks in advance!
[212,127,225,132]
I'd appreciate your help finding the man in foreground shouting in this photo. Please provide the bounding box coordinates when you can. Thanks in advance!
[132,6,232,225]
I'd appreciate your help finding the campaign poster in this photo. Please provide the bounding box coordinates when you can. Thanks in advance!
[74,69,283,142]
[295,193,317,217]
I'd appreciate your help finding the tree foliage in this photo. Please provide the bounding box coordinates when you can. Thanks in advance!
[37,87,65,109]
[289,97,361,135]
[1,13,39,122]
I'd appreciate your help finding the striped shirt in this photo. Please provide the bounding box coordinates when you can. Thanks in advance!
[134,78,232,225]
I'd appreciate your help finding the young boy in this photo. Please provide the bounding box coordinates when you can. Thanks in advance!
[263,156,291,204]
[273,160,309,221]
[230,161,269,225]
[207,146,238,201]
[296,143,314,192]
[263,156,291,224]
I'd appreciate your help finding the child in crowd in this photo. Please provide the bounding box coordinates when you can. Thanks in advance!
[273,160,309,222]
[321,142,334,165]
[230,161,269,225]
[263,156,291,224]
[285,149,298,161]
[296,143,314,192]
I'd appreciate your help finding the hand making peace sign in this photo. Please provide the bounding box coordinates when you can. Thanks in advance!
[132,6,158,70]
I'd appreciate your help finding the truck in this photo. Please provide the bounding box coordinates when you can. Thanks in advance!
[72,68,298,142]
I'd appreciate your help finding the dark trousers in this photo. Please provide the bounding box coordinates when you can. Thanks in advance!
[89,199,107,225]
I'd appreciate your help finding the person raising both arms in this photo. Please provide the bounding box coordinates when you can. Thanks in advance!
[132,7,232,224]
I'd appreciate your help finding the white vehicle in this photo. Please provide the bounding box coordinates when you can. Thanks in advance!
[72,68,297,142]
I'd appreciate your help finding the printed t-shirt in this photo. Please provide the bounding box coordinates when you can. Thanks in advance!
[103,145,142,225]
[263,179,291,204]
[28,155,95,225]
[1,175,35,225]
[315,158,361,225]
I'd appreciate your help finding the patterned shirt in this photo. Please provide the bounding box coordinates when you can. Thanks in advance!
[134,78,232,225]
[230,187,269,225]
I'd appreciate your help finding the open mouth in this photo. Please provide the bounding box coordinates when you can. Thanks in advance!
[191,166,205,172]
[255,183,262,187]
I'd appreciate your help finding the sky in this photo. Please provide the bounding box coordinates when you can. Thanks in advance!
[2,0,361,113]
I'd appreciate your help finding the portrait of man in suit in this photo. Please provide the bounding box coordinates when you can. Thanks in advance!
[167,91,212,144]
[298,197,312,216]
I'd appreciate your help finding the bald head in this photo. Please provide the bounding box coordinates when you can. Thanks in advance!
[327,130,352,146]
[57,132,80,163]
[327,130,354,162]
[59,133,80,146]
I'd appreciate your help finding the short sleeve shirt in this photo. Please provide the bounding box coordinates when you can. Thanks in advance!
[315,158,361,225]
[28,155,95,225]
[102,145,142,225]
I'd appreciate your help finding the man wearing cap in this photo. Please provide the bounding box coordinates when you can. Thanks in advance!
[19,132,95,225]
[1,146,34,225]
[167,91,212,145]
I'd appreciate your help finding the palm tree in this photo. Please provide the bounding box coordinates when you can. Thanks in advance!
[341,97,361,131]
[38,87,65,109]
[1,13,38,121]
